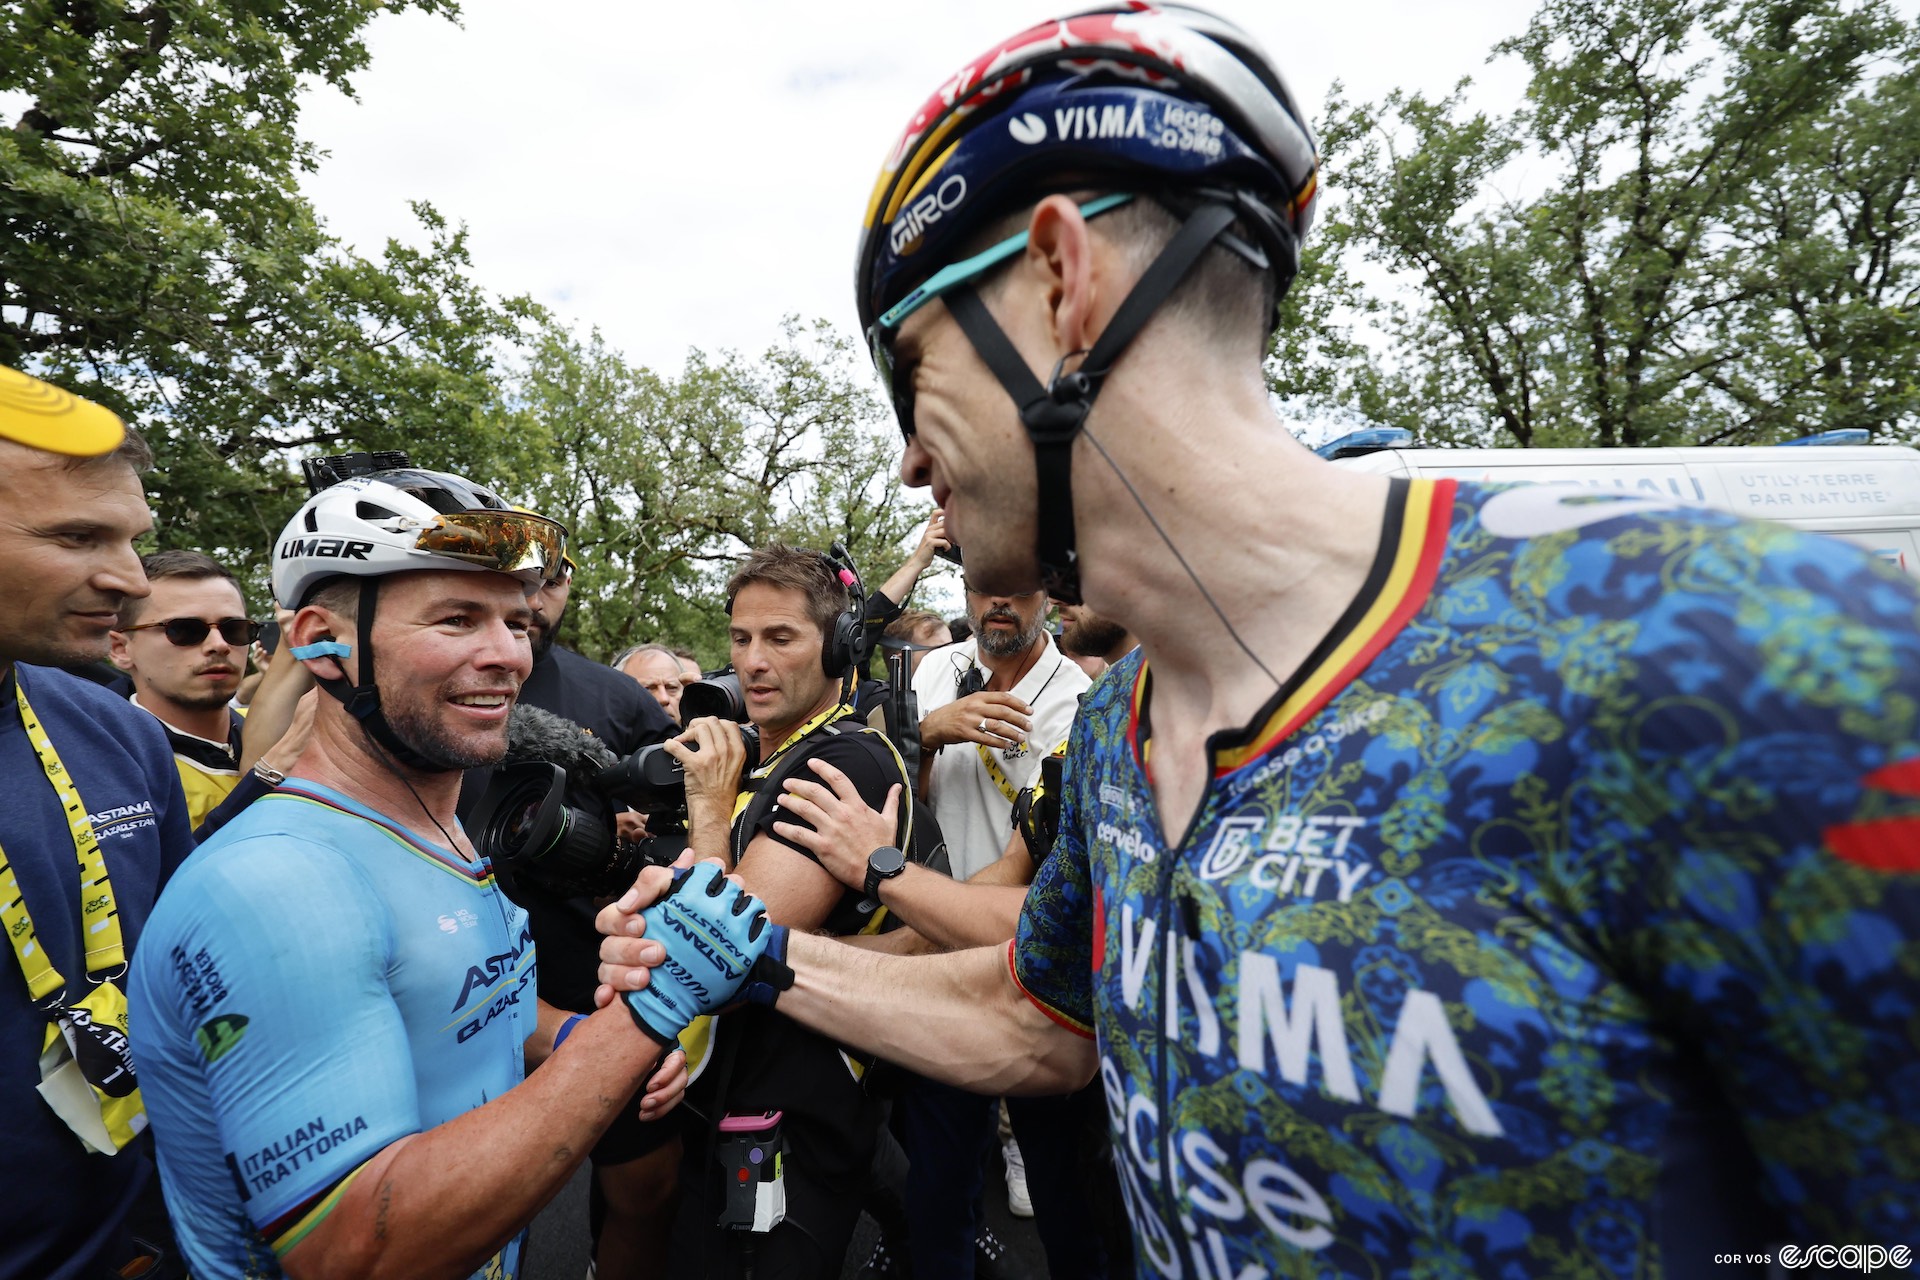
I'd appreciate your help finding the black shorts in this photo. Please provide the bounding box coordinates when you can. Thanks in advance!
[591,1084,684,1165]
[515,886,685,1166]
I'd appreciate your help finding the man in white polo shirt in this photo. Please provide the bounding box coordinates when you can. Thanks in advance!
[899,572,1088,1280]
[913,579,1088,881]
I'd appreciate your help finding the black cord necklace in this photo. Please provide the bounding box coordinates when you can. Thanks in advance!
[364,725,466,856]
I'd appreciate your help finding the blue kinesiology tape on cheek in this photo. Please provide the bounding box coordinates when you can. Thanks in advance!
[289,640,353,661]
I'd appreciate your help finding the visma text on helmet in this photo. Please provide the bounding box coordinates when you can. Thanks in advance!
[1011,101,1226,159]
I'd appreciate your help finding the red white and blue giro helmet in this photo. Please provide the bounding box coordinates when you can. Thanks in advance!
[855,3,1321,348]
[852,5,1322,603]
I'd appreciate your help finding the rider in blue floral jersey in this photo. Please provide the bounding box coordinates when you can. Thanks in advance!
[597,6,1920,1276]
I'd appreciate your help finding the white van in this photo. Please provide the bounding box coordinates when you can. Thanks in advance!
[1327,435,1920,576]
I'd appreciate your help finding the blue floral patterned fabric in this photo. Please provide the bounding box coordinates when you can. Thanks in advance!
[1013,479,1920,1279]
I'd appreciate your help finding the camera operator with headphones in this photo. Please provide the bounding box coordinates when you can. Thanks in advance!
[666,543,917,1280]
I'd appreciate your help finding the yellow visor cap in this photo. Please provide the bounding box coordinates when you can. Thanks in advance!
[0,365,126,456]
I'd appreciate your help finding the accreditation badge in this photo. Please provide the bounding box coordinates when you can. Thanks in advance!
[36,979,148,1155]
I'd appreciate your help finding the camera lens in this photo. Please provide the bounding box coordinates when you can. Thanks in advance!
[680,672,747,723]
[472,762,645,899]
[503,798,543,853]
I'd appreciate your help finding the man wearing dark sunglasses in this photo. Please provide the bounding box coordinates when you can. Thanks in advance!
[110,551,262,831]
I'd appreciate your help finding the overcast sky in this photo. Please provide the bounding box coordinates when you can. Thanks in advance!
[299,0,1542,378]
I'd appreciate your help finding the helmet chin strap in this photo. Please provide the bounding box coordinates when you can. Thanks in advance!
[308,578,444,773]
[942,200,1240,605]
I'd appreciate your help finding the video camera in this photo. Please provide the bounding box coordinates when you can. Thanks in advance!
[680,670,748,723]
[469,704,760,898]
[473,543,934,896]
[301,450,414,495]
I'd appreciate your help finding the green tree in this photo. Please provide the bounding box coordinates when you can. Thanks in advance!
[1296,0,1919,448]
[503,317,934,664]
[2,0,545,588]
[1267,235,1396,436]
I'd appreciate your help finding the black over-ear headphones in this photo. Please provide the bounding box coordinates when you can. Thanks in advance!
[822,543,867,679]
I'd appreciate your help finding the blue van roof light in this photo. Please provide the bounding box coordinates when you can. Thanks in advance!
[1780,429,1871,447]
[1315,427,1414,460]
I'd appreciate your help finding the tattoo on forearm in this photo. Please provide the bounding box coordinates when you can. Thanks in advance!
[374,1178,394,1241]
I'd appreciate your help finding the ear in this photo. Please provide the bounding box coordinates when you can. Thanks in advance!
[1024,195,1104,360]
[286,603,356,685]
[108,630,133,672]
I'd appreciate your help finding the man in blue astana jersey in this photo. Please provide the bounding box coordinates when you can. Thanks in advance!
[597,7,1920,1276]
[130,467,772,1280]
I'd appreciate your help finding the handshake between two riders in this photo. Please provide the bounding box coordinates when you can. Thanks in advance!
[610,858,793,1045]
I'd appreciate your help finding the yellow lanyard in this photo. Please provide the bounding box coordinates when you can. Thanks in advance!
[975,742,1024,805]
[967,655,1070,805]
[750,700,858,782]
[0,673,146,1156]
[728,700,860,830]
[976,735,1071,806]
[0,676,127,1002]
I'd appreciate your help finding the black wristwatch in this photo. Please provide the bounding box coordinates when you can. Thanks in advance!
[864,845,908,899]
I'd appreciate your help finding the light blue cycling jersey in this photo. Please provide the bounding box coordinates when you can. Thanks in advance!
[128,779,534,1279]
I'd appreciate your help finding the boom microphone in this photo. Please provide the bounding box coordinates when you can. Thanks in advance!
[503,703,616,775]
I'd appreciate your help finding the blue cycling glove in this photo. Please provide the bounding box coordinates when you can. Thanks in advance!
[623,863,772,1046]
[742,924,793,1008]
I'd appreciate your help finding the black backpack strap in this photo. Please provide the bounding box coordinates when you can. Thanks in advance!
[734,720,915,884]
